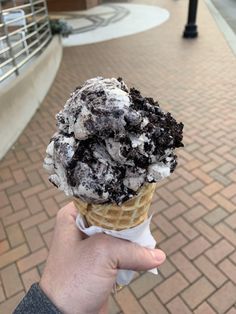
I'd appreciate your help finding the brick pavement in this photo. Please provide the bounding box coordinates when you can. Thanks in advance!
[0,0,236,313]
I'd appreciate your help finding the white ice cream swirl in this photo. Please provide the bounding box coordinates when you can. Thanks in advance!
[44,77,184,204]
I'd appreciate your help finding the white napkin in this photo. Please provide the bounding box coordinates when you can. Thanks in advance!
[76,214,157,285]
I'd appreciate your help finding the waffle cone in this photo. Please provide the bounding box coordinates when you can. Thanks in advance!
[73,183,157,230]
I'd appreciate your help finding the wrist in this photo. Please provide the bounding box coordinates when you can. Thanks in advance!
[39,276,88,314]
[39,277,65,314]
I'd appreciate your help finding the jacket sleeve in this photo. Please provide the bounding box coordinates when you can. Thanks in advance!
[13,283,62,314]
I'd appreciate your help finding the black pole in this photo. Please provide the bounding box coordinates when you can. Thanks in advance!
[183,0,198,38]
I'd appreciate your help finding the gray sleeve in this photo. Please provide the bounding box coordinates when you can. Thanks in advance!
[13,283,62,314]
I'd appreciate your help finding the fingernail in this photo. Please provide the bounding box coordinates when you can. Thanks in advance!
[153,250,166,262]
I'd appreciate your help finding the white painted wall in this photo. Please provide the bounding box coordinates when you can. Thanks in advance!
[0,36,63,160]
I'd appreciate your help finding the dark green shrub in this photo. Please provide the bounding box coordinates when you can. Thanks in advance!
[50,19,73,37]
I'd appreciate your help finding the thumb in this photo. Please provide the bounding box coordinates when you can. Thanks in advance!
[112,238,166,271]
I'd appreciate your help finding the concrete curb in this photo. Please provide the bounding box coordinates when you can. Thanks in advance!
[205,0,236,56]
[0,35,63,160]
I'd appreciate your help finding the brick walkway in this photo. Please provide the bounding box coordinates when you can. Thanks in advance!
[1,0,236,313]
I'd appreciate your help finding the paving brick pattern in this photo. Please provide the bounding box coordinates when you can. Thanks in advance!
[0,0,236,313]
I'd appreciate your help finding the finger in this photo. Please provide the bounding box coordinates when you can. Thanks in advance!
[55,202,84,241]
[58,202,78,220]
[62,202,90,240]
[112,239,166,271]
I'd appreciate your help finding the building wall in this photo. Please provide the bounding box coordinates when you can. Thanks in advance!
[47,0,100,12]
[86,0,101,9]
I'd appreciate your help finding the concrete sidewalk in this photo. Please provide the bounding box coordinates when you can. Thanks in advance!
[0,0,236,313]
[211,0,236,33]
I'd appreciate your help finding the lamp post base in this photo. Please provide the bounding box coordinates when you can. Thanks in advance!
[183,24,198,38]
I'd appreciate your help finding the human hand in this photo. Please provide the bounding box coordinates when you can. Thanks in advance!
[40,203,166,314]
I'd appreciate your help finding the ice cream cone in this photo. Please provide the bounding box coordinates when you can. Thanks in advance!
[73,183,157,231]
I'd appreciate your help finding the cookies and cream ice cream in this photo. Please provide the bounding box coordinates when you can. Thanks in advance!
[44,77,183,204]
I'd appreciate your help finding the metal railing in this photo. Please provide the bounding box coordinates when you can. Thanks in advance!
[0,0,52,83]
